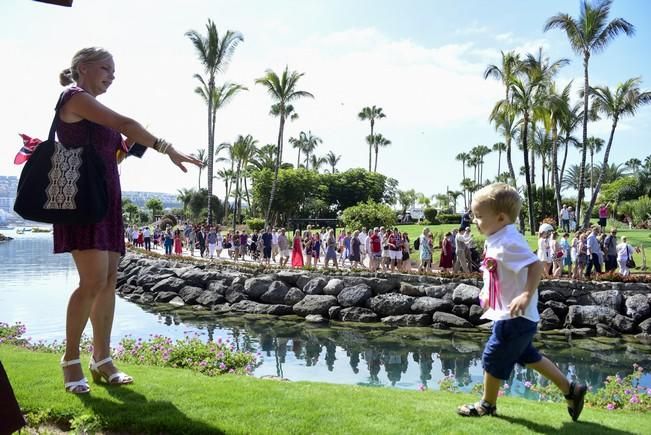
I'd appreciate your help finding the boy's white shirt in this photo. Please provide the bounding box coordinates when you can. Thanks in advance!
[481,224,540,323]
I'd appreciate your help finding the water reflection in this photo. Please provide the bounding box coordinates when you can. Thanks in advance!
[134,303,651,395]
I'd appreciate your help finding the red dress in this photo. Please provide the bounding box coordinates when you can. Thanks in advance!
[439,237,454,268]
[53,87,125,255]
[174,235,183,255]
[291,236,304,268]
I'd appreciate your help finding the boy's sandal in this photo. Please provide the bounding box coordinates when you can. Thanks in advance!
[457,400,497,417]
[564,381,587,422]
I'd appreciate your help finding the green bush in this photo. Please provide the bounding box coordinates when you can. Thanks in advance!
[245,218,266,232]
[631,197,651,224]
[437,213,461,224]
[340,200,396,230]
[423,207,438,223]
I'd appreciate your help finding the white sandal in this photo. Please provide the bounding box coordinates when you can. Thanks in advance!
[60,358,90,394]
[89,356,133,385]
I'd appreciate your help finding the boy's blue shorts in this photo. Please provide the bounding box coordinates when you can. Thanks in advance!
[482,317,542,380]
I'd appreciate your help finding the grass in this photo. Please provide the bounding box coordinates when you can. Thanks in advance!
[397,222,651,270]
[2,346,648,434]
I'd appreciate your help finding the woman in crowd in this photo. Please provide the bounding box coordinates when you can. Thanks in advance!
[291,229,304,268]
[324,229,339,270]
[616,236,637,277]
[575,233,588,279]
[550,232,563,278]
[418,228,432,273]
[349,230,361,268]
[173,229,183,255]
[401,231,411,272]
[55,47,200,394]
[560,232,572,277]
[439,231,454,273]
[537,230,552,277]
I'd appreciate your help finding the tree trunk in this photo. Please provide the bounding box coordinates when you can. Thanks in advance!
[244,176,252,217]
[198,169,202,190]
[590,149,594,201]
[206,78,215,225]
[296,149,301,168]
[552,127,562,227]
[368,120,374,172]
[461,161,467,208]
[522,113,535,234]
[576,53,590,227]
[265,115,286,228]
[233,162,241,232]
[373,145,378,172]
[497,150,502,177]
[584,118,618,228]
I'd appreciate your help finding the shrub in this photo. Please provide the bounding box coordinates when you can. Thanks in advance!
[423,207,438,223]
[631,197,651,225]
[340,200,396,230]
[245,217,266,232]
[160,214,177,230]
[437,213,461,224]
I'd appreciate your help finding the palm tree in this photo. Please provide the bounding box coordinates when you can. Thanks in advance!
[309,154,327,172]
[455,152,470,207]
[176,188,193,217]
[492,142,506,176]
[585,136,605,198]
[251,144,279,171]
[255,66,314,227]
[186,20,243,224]
[215,167,235,221]
[301,131,322,167]
[192,148,209,190]
[358,106,386,171]
[447,190,463,213]
[562,164,590,191]
[373,134,392,172]
[625,158,642,174]
[471,145,491,184]
[489,105,519,186]
[545,0,635,226]
[231,134,259,227]
[558,102,583,185]
[288,133,305,168]
[582,77,651,226]
[325,151,341,173]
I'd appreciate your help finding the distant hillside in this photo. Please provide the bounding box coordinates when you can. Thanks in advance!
[122,191,181,209]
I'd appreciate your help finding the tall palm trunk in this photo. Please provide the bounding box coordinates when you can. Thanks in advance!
[584,117,618,228]
[206,78,215,225]
[233,162,241,231]
[244,176,252,216]
[552,126,562,227]
[576,54,590,228]
[368,121,375,172]
[560,137,569,184]
[461,160,467,208]
[198,168,202,190]
[373,145,379,172]
[224,160,234,223]
[296,149,301,168]
[265,115,286,227]
[497,149,502,176]
[589,149,595,200]
[522,112,535,234]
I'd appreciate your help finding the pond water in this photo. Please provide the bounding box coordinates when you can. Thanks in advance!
[2,229,650,397]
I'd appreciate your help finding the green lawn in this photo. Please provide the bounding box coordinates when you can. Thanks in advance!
[2,346,648,434]
[397,222,651,270]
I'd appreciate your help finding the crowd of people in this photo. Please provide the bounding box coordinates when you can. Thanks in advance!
[537,225,640,278]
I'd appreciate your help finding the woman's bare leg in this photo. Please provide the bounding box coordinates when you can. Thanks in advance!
[63,250,110,384]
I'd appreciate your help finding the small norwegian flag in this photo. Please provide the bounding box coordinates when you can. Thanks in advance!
[14,134,43,165]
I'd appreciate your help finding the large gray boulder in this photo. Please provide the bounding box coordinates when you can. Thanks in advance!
[196,290,226,306]
[260,281,290,304]
[296,275,313,289]
[284,287,305,305]
[276,271,303,287]
[625,294,651,322]
[151,276,186,294]
[468,305,489,325]
[136,272,173,290]
[540,308,562,330]
[367,278,400,295]
[452,305,470,319]
[303,277,328,295]
[411,297,453,314]
[225,287,248,304]
[612,314,636,333]
[432,312,473,328]
[544,300,568,319]
[243,277,273,299]
[168,296,185,307]
[323,279,345,296]
[154,291,178,303]
[452,284,481,305]
[638,318,651,334]
[230,300,293,316]
[368,294,415,317]
[566,305,619,328]
[338,284,373,307]
[179,286,204,304]
[576,290,623,312]
[400,283,422,297]
[293,295,338,316]
[339,307,379,323]
[207,280,229,295]
[539,290,566,303]
[178,269,209,288]
[421,285,449,299]
[381,314,431,327]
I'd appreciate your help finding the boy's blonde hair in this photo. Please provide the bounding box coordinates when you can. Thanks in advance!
[472,183,521,222]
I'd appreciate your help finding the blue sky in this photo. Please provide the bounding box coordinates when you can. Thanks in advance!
[1,0,650,203]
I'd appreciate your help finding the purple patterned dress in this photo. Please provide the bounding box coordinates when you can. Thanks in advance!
[53,86,125,255]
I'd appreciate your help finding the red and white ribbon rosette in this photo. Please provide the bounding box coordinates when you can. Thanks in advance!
[481,257,502,310]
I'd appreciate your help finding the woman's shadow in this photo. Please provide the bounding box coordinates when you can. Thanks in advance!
[497,414,637,435]
[80,385,223,434]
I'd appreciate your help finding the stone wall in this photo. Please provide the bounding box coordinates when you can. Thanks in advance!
[116,253,651,340]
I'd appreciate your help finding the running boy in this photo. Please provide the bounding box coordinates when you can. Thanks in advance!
[457,183,586,421]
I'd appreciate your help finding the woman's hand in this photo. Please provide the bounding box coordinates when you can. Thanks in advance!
[168,148,202,172]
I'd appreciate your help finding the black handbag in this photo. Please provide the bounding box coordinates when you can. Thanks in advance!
[626,246,636,269]
[14,93,108,225]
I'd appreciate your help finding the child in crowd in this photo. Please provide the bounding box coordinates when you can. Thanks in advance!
[457,183,586,421]
[560,233,572,276]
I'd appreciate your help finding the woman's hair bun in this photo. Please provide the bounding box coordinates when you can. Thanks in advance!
[59,68,74,86]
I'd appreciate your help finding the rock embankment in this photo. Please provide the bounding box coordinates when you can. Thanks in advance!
[116,253,651,340]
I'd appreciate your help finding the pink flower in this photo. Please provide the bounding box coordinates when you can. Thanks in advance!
[498,390,505,397]
[418,384,427,392]
[503,383,510,389]
[606,403,615,410]
[524,381,532,388]
[630,395,640,404]
[625,389,632,395]
[647,388,651,396]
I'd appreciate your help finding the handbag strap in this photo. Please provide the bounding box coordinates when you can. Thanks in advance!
[48,90,94,147]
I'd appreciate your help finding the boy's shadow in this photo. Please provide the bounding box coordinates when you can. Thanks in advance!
[80,385,223,434]
[497,415,636,435]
